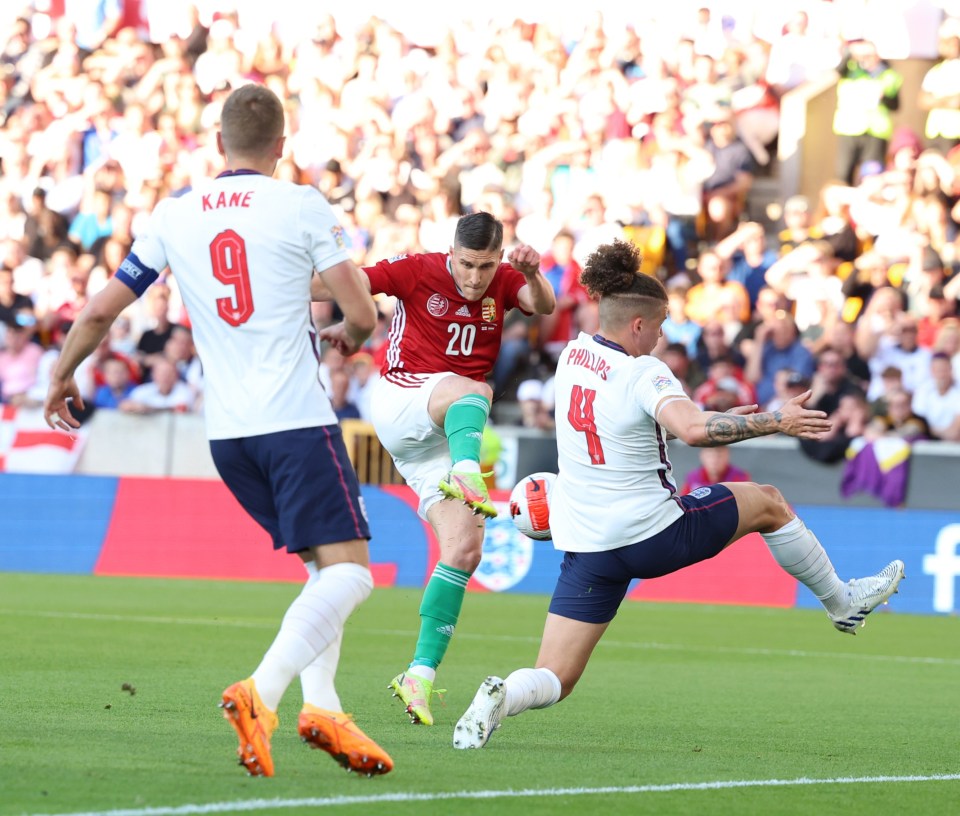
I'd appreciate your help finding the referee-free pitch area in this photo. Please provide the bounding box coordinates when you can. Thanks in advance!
[2,573,958,816]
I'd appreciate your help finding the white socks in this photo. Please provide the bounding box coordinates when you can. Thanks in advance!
[761,517,846,613]
[251,562,373,712]
[299,629,343,711]
[503,667,562,716]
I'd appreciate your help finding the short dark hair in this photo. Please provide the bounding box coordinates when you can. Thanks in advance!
[454,211,503,252]
[219,84,285,157]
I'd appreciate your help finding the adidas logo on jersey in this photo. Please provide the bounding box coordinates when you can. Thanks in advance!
[455,305,471,317]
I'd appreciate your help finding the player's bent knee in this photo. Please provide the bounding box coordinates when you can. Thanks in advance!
[463,379,493,402]
[756,483,792,528]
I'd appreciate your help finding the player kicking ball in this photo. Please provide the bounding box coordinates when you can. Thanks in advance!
[453,240,904,750]
[317,211,556,726]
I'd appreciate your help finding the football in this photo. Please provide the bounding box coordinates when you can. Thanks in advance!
[509,471,557,540]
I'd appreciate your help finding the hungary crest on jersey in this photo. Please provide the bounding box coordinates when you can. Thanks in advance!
[481,297,497,322]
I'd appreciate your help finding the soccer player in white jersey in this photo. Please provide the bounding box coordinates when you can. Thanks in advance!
[315,212,556,726]
[453,239,905,750]
[43,85,393,778]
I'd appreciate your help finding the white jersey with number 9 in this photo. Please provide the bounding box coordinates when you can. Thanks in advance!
[129,174,350,440]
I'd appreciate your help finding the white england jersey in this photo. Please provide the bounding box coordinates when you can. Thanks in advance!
[124,172,349,439]
[550,332,690,553]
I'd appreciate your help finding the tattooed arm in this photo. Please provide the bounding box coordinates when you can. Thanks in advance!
[657,391,832,447]
[701,410,784,446]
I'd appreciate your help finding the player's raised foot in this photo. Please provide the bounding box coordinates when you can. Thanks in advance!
[220,678,278,777]
[453,676,505,750]
[298,705,393,776]
[830,559,905,635]
[439,470,497,518]
[388,670,442,725]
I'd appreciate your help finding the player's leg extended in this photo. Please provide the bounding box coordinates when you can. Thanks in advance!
[453,613,604,749]
[297,552,393,776]
[390,500,485,724]
[430,376,496,518]
[724,481,904,634]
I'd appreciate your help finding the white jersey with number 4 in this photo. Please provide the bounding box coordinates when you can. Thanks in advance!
[126,173,350,439]
[550,332,690,553]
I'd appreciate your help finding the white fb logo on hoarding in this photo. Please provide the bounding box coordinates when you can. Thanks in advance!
[923,524,960,613]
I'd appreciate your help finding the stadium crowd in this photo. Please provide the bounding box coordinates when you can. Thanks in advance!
[1,2,959,453]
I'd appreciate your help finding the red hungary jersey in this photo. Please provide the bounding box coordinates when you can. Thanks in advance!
[364,252,527,383]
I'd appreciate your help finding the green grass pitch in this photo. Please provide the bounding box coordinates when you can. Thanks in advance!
[2,572,958,816]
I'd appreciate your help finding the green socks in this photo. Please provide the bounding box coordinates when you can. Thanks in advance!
[411,563,471,670]
[444,394,491,466]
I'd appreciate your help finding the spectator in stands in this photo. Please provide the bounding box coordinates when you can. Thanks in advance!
[732,285,790,357]
[800,389,872,464]
[536,230,594,359]
[681,446,751,495]
[832,39,902,186]
[0,310,43,405]
[911,352,960,441]
[23,187,70,263]
[918,20,960,155]
[692,354,756,410]
[135,281,179,380]
[766,369,812,413]
[646,126,715,277]
[0,265,33,330]
[841,250,895,318]
[685,249,750,328]
[917,284,958,348]
[68,186,114,253]
[571,194,623,268]
[901,245,948,319]
[764,9,838,96]
[777,194,814,254]
[348,351,378,423]
[811,320,871,392]
[658,341,698,395]
[119,354,192,414]
[808,347,867,416]
[745,310,814,407]
[329,368,361,422]
[695,319,746,374]
[765,239,844,339]
[516,376,556,431]
[93,355,134,409]
[701,107,754,241]
[662,284,702,359]
[867,387,930,442]
[715,220,777,308]
[859,310,933,402]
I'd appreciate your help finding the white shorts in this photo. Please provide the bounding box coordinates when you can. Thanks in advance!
[369,372,455,519]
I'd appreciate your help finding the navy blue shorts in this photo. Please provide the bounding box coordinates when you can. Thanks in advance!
[548,484,740,624]
[210,425,370,554]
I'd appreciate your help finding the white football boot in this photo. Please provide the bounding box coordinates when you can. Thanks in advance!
[829,559,905,634]
[453,676,506,749]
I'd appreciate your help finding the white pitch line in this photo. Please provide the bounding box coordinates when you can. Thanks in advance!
[21,774,960,816]
[2,610,959,667]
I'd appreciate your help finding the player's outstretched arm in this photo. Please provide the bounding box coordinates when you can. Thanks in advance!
[511,244,556,316]
[45,277,138,430]
[316,260,376,354]
[658,391,831,447]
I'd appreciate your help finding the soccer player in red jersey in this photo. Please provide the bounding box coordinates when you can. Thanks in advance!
[318,211,556,725]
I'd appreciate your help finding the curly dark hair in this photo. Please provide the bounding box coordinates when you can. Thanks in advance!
[580,239,667,302]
